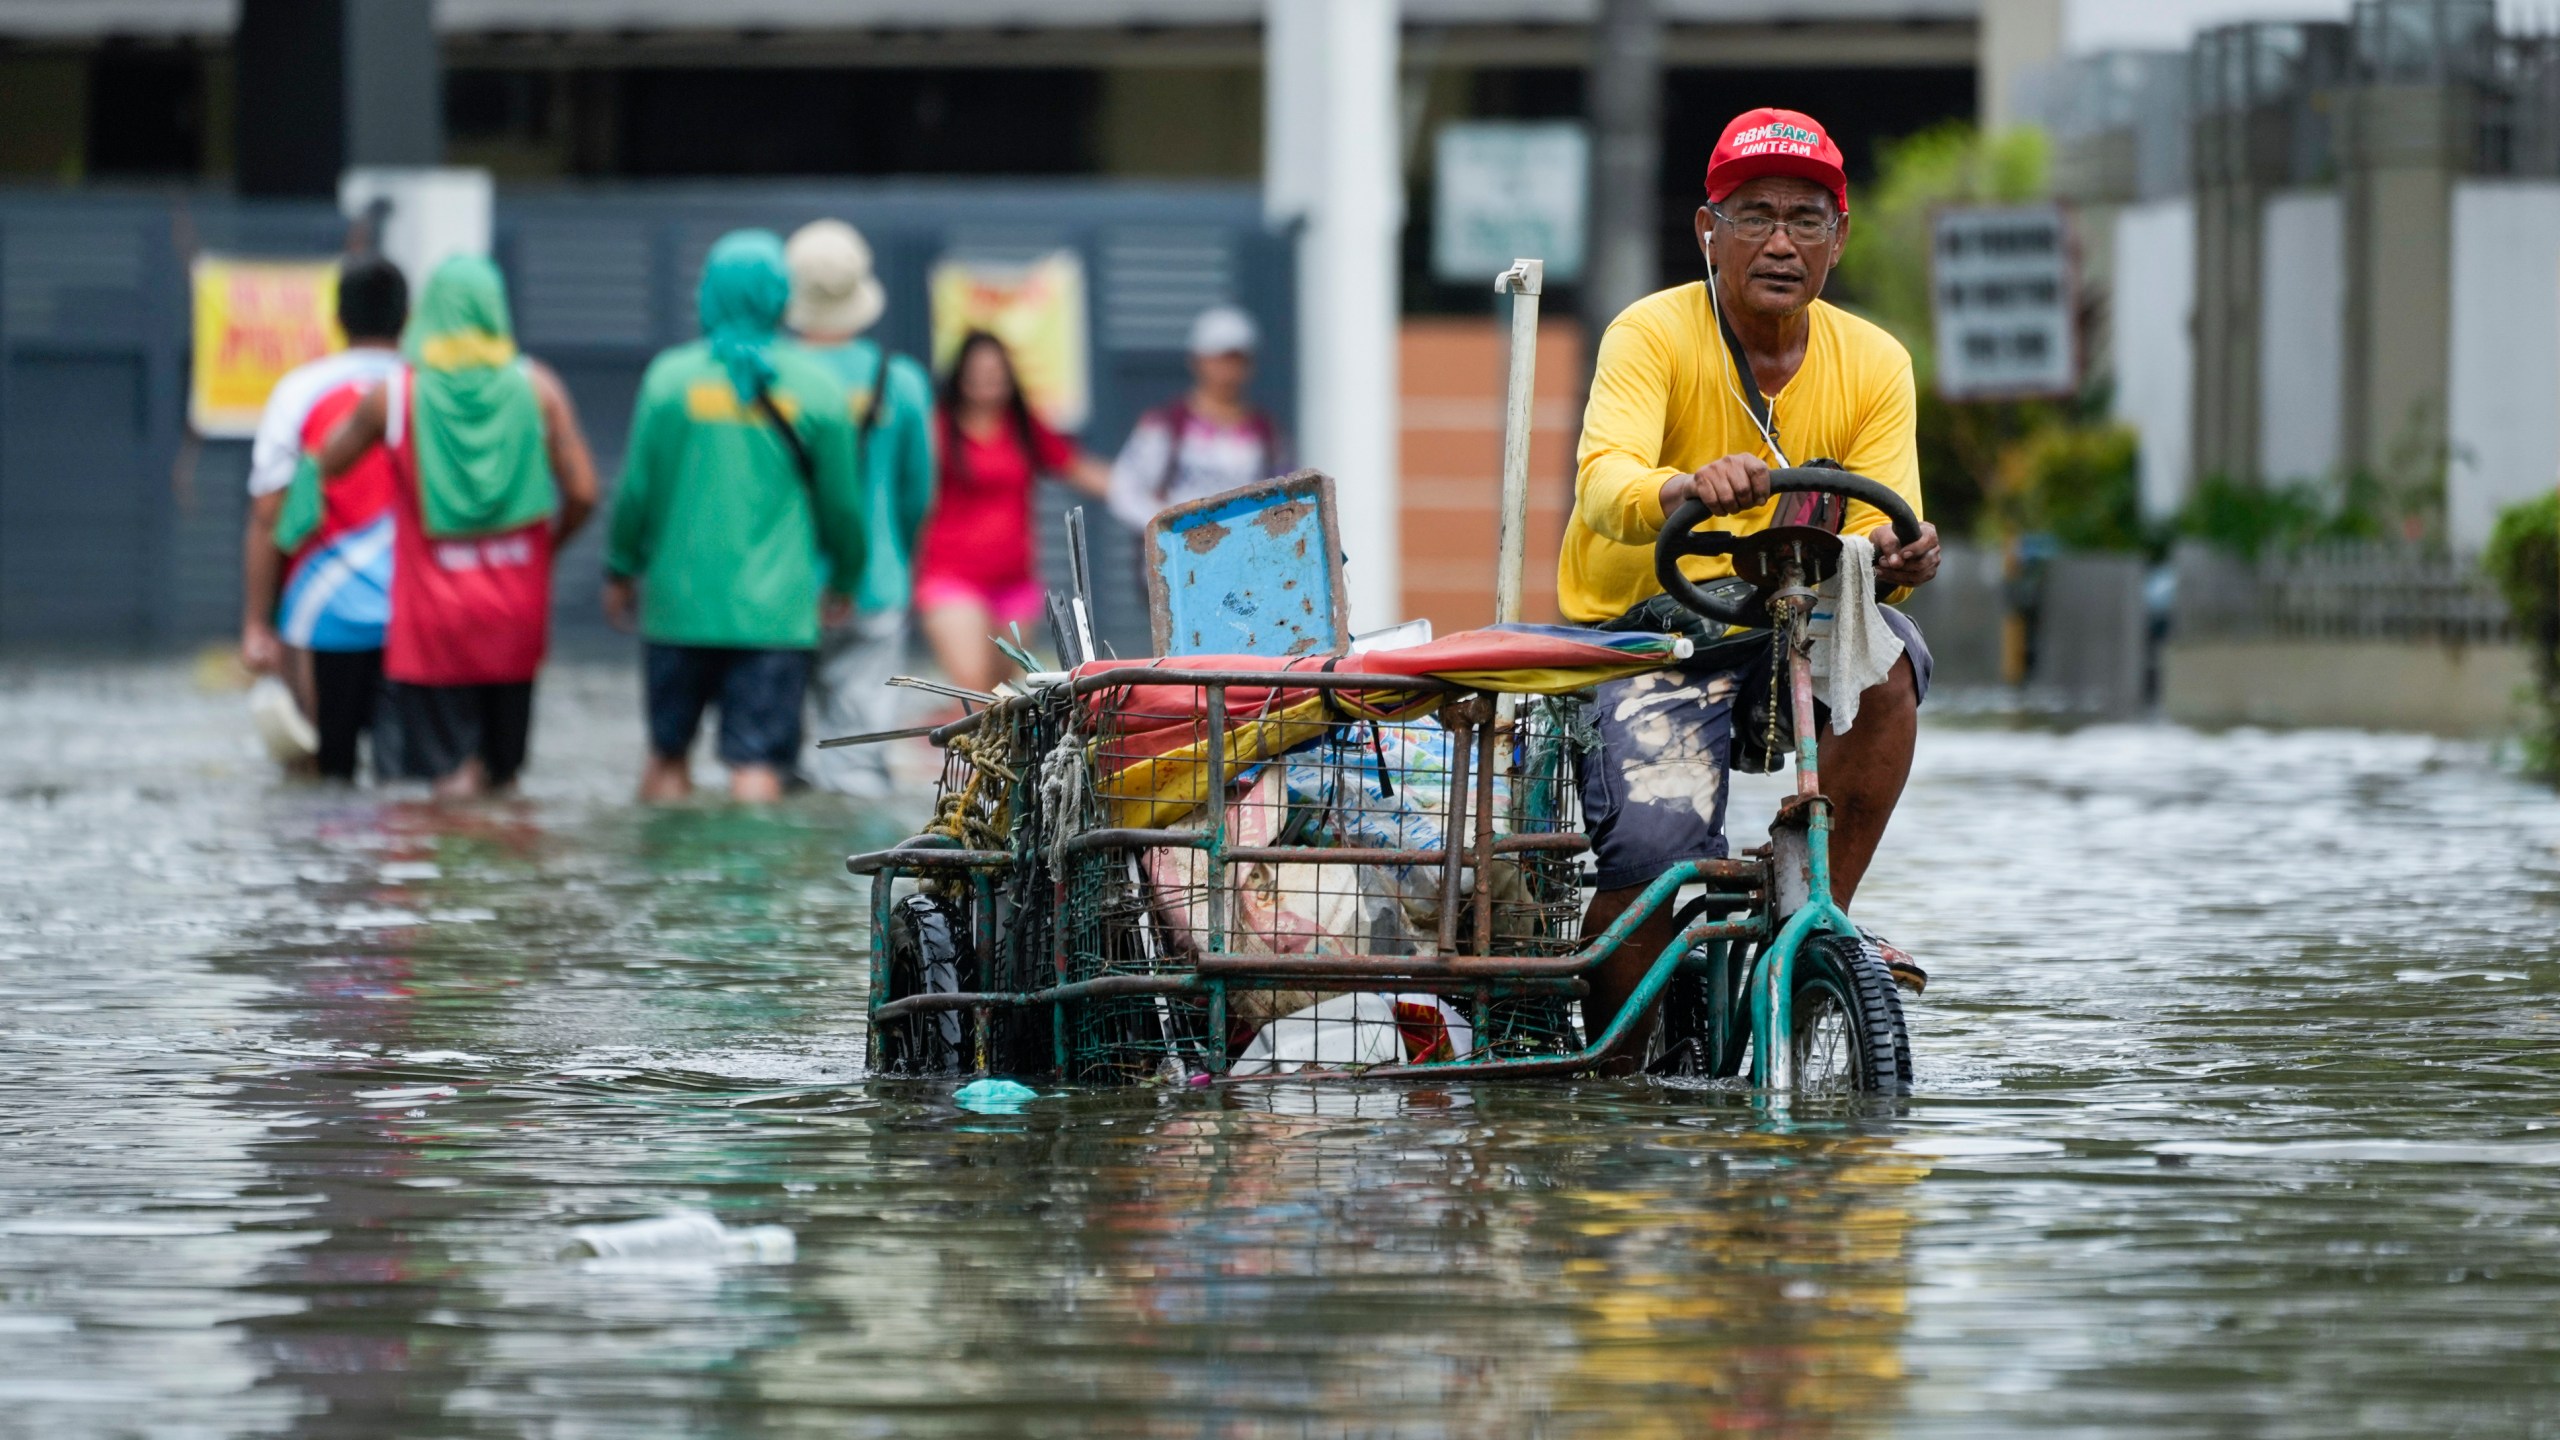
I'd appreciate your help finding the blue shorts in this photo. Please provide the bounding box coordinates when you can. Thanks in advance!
[1576,607,1931,892]
[645,645,813,770]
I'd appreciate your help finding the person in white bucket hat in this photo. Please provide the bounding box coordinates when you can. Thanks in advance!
[785,219,936,796]
[1104,303,1290,533]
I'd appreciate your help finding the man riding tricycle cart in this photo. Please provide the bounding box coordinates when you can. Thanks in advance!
[851,107,1942,1095]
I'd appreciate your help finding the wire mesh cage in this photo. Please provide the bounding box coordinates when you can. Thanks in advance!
[868,690,1075,1078]
[1049,674,1593,1082]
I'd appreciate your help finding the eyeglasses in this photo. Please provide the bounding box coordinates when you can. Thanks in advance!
[1709,204,1839,246]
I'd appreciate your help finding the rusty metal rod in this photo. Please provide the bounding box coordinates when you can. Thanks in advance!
[1204,683,1227,952]
[875,969,1592,1022]
[1436,711,1472,953]
[1192,917,1766,980]
[1200,971,1590,996]
[846,845,1013,876]
[1470,709,1498,951]
[1060,830,1591,864]
[873,972,1198,1021]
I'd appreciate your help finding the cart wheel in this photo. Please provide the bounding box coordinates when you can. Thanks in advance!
[876,892,970,1077]
[1781,932,1911,1096]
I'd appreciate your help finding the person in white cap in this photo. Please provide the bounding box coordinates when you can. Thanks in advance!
[1104,304,1289,533]
[784,219,936,796]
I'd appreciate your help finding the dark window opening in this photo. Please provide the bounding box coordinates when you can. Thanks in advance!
[447,70,556,145]
[88,46,206,177]
[615,68,1101,177]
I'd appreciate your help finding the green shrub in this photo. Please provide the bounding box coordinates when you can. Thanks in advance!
[2177,474,2386,560]
[1828,122,2055,542]
[1997,421,2148,552]
[2484,489,2560,776]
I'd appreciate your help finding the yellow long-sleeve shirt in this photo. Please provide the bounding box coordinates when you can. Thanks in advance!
[1562,283,1923,623]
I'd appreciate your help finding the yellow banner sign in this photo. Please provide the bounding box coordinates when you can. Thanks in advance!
[190,257,344,438]
[928,249,1090,432]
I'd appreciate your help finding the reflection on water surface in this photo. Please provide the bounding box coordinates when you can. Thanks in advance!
[1,663,2557,1437]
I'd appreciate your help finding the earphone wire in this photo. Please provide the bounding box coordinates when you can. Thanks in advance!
[1705,261,1791,470]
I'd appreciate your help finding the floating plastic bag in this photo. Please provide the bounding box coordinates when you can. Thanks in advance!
[564,1209,796,1265]
[953,1077,1040,1114]
[1229,992,1405,1076]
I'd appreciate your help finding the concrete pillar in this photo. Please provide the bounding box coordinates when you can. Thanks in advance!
[1585,0,1663,333]
[236,0,439,199]
[2190,106,2291,485]
[1266,0,1403,631]
[2338,82,2466,476]
[1978,0,2064,132]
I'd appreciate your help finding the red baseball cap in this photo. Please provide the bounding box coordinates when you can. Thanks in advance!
[1705,107,1849,217]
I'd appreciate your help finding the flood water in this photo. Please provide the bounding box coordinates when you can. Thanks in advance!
[3,660,2558,1438]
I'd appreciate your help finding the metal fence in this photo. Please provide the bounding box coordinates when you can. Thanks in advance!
[2172,539,2514,643]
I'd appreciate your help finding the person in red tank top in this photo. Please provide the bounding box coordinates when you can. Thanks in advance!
[319,257,600,798]
[911,331,1110,697]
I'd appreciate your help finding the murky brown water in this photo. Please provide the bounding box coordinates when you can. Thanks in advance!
[3,660,2558,1437]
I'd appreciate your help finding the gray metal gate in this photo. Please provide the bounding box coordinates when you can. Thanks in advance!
[0,181,1295,659]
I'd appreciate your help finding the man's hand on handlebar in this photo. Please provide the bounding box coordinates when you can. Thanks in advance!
[1658,453,1771,519]
[1871,520,1940,589]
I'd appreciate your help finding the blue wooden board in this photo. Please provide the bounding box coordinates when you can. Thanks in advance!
[1144,470,1350,658]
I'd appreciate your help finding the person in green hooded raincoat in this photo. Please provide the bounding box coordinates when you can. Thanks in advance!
[604,229,865,804]
[319,254,601,799]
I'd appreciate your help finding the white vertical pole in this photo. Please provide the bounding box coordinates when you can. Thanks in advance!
[1266,0,1403,634]
[1492,258,1543,629]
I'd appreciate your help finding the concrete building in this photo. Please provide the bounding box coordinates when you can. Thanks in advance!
[0,1,2009,302]
[2045,0,2560,550]
[0,0,2047,649]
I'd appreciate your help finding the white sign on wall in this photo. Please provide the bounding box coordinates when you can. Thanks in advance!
[1932,202,2077,400]
[339,167,494,291]
[1431,122,1588,284]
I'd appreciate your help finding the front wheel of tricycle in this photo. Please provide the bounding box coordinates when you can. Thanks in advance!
[1781,933,1912,1097]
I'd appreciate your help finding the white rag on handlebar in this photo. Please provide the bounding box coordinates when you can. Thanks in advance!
[1806,532,1905,734]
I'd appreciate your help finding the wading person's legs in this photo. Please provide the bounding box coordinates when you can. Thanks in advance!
[388,681,534,800]
[712,648,813,804]
[917,596,999,698]
[643,644,721,802]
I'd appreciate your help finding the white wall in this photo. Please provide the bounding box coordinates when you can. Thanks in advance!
[2256,189,2343,485]
[2448,180,2560,549]
[2113,198,2196,519]
[1265,0,1402,630]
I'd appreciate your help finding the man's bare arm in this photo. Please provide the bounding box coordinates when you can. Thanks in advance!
[240,490,289,673]
[529,360,600,545]
[316,385,387,478]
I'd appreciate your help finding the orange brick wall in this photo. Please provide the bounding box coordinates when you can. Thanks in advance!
[1399,316,1586,633]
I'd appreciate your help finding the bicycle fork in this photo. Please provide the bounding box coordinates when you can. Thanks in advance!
[1749,560,1858,1091]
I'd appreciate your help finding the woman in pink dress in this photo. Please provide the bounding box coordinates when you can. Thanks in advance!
[911,331,1109,694]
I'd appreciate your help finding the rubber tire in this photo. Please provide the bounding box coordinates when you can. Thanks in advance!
[1782,931,1911,1096]
[877,892,970,1077]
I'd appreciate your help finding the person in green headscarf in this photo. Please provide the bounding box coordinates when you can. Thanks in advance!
[317,253,601,799]
[401,254,563,540]
[605,229,864,804]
